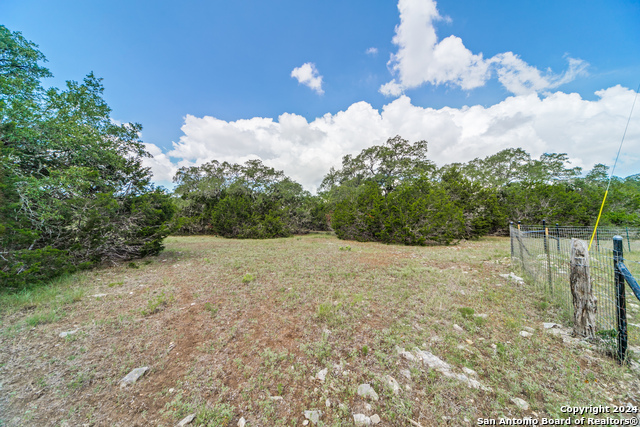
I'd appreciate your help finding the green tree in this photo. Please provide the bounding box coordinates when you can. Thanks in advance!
[320,135,435,195]
[173,158,325,238]
[0,26,174,287]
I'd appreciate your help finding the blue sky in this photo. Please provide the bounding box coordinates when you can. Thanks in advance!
[2,0,639,191]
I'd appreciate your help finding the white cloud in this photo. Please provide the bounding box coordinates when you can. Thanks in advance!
[381,0,588,96]
[291,62,324,94]
[366,47,378,56]
[145,86,639,192]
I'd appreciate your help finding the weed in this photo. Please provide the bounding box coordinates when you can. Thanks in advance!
[141,291,174,316]
[203,302,218,317]
[25,308,64,327]
[107,281,124,288]
[242,273,256,284]
[458,307,475,318]
[127,262,139,269]
[339,245,351,251]
[317,301,343,326]
[302,333,333,363]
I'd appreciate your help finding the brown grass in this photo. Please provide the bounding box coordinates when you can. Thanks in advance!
[0,234,638,426]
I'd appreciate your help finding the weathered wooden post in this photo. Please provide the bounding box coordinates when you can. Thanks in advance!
[569,239,597,339]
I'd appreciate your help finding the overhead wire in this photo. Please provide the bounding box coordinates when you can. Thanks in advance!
[588,82,640,251]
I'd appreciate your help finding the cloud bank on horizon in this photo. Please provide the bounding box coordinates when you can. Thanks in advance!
[143,0,639,192]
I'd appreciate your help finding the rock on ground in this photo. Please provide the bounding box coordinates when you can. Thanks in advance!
[511,397,529,410]
[357,384,379,401]
[414,348,492,392]
[303,410,322,425]
[176,413,196,426]
[353,414,372,426]
[119,366,149,388]
[315,368,328,382]
[384,375,401,394]
[59,329,78,338]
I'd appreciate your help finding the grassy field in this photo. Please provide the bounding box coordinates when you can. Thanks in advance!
[1,234,639,426]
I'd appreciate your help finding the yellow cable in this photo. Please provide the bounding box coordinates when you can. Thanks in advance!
[588,189,608,251]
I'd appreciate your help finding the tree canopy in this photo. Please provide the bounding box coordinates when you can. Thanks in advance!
[1,26,174,288]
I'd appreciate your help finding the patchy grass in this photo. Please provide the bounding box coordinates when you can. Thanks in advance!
[0,234,638,426]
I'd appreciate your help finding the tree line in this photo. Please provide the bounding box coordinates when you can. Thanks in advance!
[172,136,639,244]
[2,26,639,289]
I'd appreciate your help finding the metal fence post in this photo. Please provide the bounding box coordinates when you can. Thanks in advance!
[510,222,514,258]
[543,220,552,293]
[613,235,627,364]
[627,227,631,252]
[556,223,560,252]
[518,221,524,270]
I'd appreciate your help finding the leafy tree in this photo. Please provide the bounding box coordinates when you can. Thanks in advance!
[0,26,174,288]
[320,135,435,195]
[173,159,327,238]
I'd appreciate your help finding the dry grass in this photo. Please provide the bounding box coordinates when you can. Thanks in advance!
[0,234,638,426]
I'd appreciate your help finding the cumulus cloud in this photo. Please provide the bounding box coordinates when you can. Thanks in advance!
[145,86,639,192]
[291,62,324,94]
[381,0,588,96]
[366,47,378,56]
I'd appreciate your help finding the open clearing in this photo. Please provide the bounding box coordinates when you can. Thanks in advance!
[1,234,639,426]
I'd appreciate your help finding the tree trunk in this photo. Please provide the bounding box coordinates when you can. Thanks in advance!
[570,238,597,338]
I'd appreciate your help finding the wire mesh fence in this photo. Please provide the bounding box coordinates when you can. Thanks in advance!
[509,222,640,361]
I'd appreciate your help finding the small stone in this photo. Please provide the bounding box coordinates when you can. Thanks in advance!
[523,326,535,333]
[400,369,411,380]
[384,375,401,394]
[474,313,488,319]
[176,413,196,426]
[462,367,478,377]
[500,273,524,283]
[364,403,372,411]
[519,331,532,338]
[237,417,246,427]
[430,335,442,342]
[465,339,473,345]
[353,414,371,426]
[543,322,560,329]
[371,414,381,424]
[357,384,379,401]
[59,329,78,338]
[270,396,283,401]
[325,398,331,408]
[302,421,309,426]
[396,346,417,362]
[303,410,322,425]
[511,397,529,410]
[315,368,328,382]
[119,367,149,387]
[90,294,108,298]
[453,324,464,332]
[169,388,175,393]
